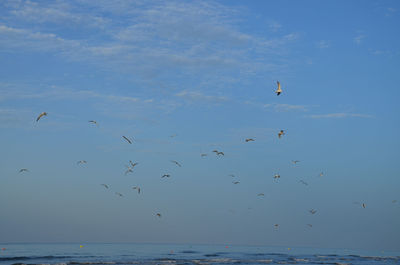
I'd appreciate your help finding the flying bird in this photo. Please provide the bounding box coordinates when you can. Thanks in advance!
[161,174,171,178]
[245,138,255,142]
[292,160,300,164]
[171,160,182,167]
[19,168,29,173]
[77,160,87,165]
[309,209,317,215]
[129,160,139,168]
[36,112,47,122]
[200,153,207,157]
[115,192,123,197]
[101,184,109,189]
[125,168,133,175]
[228,174,236,178]
[88,120,98,126]
[307,224,313,228]
[257,193,265,197]
[273,174,281,179]
[278,130,285,138]
[212,150,224,156]
[275,81,282,95]
[299,180,308,186]
[122,136,132,144]
[132,186,141,194]
[362,203,366,208]
[318,172,324,177]
[274,224,279,228]
[232,181,240,184]
[156,213,162,218]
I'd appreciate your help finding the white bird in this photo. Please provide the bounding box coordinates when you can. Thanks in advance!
[36,112,47,122]
[275,81,282,95]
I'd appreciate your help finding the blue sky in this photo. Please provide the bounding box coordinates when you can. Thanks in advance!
[0,0,399,251]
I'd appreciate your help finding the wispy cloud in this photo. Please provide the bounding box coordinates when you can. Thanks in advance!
[316,40,330,49]
[307,113,373,119]
[353,34,366,45]
[263,103,308,112]
[175,90,228,103]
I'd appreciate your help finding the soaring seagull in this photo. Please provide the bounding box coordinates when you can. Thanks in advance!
[115,192,123,197]
[36,112,47,122]
[245,138,255,142]
[101,184,109,189]
[161,174,171,178]
[19,168,29,173]
[77,160,87,165]
[275,81,282,95]
[171,160,182,167]
[132,186,141,194]
[273,174,281,179]
[129,161,139,168]
[278,130,285,139]
[122,136,132,144]
[88,120,98,126]
[309,209,317,215]
[232,181,240,184]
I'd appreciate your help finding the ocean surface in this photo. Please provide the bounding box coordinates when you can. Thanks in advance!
[0,243,399,265]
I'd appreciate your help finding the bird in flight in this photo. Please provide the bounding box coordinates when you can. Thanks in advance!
[299,180,308,186]
[212,150,224,156]
[36,112,47,122]
[115,192,123,197]
[122,136,133,144]
[215,151,224,156]
[257,193,265,197]
[88,120,98,126]
[362,203,366,208]
[171,160,182,167]
[309,209,317,215]
[161,174,171,178]
[307,224,313,228]
[278,130,285,139]
[228,174,236,178]
[318,172,324,177]
[129,160,139,168]
[292,160,300,164]
[77,160,87,165]
[200,153,207,157]
[232,181,240,184]
[19,168,29,173]
[245,138,255,142]
[101,184,109,189]
[156,213,162,218]
[274,224,279,229]
[132,186,141,194]
[125,168,133,175]
[275,81,282,96]
[273,174,281,179]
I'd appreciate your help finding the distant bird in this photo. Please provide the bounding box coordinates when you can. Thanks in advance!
[171,160,182,167]
[299,180,308,186]
[129,160,139,168]
[318,172,324,177]
[362,203,366,208]
[309,209,317,215]
[292,160,300,164]
[161,174,170,178]
[278,130,285,138]
[228,174,236,178]
[101,184,109,189]
[88,120,98,126]
[216,151,224,156]
[132,186,141,194]
[257,193,265,197]
[274,224,279,228]
[200,153,208,157]
[245,138,255,142]
[156,213,162,218]
[307,224,313,228]
[122,136,132,144]
[275,81,282,95]
[115,192,123,197]
[19,168,29,173]
[273,174,281,179]
[125,168,133,175]
[232,181,240,184]
[77,160,87,165]
[36,112,47,122]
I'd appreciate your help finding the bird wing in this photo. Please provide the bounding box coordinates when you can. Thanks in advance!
[123,136,132,144]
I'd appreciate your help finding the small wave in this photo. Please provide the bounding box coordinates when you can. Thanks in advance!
[0,256,73,261]
[181,250,199,254]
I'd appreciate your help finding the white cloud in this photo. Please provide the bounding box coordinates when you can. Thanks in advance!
[263,103,308,112]
[307,113,373,119]
[316,40,330,49]
[353,34,366,44]
[175,90,228,103]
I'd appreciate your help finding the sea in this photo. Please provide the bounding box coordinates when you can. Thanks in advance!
[0,243,399,265]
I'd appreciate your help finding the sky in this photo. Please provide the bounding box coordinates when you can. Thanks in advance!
[0,0,399,251]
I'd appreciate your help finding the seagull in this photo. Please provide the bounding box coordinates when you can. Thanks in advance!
[88,120,98,126]
[362,203,366,208]
[129,161,139,168]
[245,138,255,142]
[125,167,133,175]
[275,81,282,96]
[200,153,208,157]
[274,224,279,228]
[156,213,162,218]
[307,224,313,228]
[278,130,285,138]
[115,192,123,197]
[101,184,109,189]
[292,160,300,164]
[309,209,317,215]
[273,174,281,179]
[257,193,265,197]
[232,181,240,184]
[132,186,141,194]
[216,151,224,156]
[36,112,47,122]
[122,136,132,144]
[161,174,170,178]
[77,160,87,165]
[19,168,29,173]
[299,180,308,186]
[171,160,182,167]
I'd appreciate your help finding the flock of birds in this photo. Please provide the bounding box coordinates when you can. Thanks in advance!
[20,81,397,228]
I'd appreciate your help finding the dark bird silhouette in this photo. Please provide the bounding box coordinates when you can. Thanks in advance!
[19,168,29,173]
[292,160,300,164]
[299,180,308,186]
[171,160,182,167]
[161,174,170,178]
[77,160,87,165]
[132,186,141,194]
[36,112,47,122]
[274,224,279,228]
[200,153,207,157]
[257,193,265,197]
[88,120,98,126]
[273,174,281,179]
[245,138,255,142]
[232,181,240,184]
[309,209,317,215]
[275,81,282,95]
[122,136,132,144]
[156,213,162,218]
[129,160,139,168]
[101,184,109,189]
[115,192,123,197]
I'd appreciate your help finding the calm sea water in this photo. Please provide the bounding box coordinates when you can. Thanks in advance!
[0,243,399,265]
